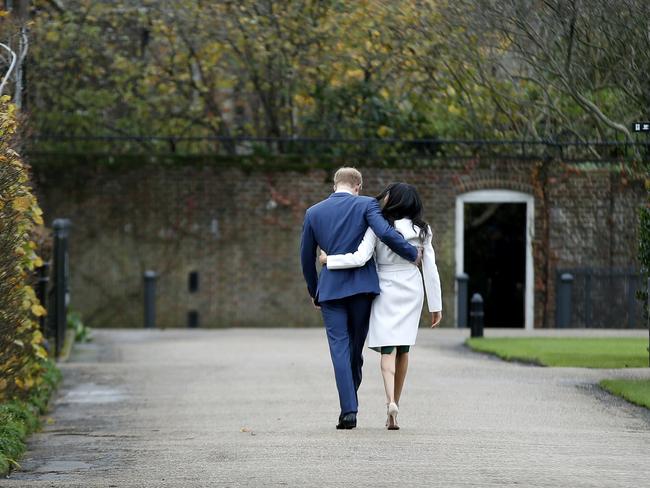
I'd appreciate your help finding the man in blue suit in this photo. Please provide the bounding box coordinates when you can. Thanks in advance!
[300,167,421,429]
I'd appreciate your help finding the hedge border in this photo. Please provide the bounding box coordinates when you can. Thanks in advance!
[0,359,62,476]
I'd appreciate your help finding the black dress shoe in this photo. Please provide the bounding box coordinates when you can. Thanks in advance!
[336,412,357,430]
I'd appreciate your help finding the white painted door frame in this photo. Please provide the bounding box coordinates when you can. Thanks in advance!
[455,190,535,330]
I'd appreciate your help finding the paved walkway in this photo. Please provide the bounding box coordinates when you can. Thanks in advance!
[4,328,650,487]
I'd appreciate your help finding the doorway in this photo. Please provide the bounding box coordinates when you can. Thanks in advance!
[465,202,525,326]
[455,190,534,329]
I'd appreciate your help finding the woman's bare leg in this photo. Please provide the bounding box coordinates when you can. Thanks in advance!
[380,349,397,404]
[394,352,409,406]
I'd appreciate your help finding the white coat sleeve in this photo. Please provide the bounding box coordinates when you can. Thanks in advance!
[326,227,378,269]
[422,226,442,312]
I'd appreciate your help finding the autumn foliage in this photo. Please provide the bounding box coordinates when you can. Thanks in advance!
[24,0,650,158]
[0,95,49,402]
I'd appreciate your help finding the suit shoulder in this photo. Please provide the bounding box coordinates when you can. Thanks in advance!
[357,195,377,206]
[306,198,328,213]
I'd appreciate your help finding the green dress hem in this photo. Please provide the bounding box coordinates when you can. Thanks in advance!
[370,345,411,355]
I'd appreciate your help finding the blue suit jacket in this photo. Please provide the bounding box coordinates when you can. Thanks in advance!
[300,192,418,303]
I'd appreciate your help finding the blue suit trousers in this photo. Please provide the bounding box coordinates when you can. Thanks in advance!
[320,293,374,415]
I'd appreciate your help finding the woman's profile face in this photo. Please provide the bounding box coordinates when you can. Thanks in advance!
[380,193,390,209]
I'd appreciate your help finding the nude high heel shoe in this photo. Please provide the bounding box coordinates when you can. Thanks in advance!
[386,402,399,430]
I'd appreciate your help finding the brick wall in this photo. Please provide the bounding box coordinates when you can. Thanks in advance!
[31,157,647,328]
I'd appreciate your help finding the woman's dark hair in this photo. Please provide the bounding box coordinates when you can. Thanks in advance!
[375,182,430,242]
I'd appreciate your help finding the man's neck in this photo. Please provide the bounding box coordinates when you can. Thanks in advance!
[335,186,356,195]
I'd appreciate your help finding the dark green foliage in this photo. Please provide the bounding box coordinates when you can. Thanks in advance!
[639,206,650,316]
[0,359,61,475]
[67,311,91,343]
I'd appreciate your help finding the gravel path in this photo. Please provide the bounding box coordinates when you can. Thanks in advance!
[4,328,650,487]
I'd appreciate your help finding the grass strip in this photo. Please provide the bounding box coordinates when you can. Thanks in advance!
[599,379,650,409]
[466,337,649,368]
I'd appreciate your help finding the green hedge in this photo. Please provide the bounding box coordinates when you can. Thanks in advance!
[1,96,59,475]
[0,95,49,402]
[0,358,61,475]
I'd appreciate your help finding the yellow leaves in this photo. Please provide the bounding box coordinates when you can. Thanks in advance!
[31,303,47,317]
[12,195,31,212]
[293,94,314,108]
[14,376,34,390]
[32,329,43,344]
[26,286,37,302]
[33,345,48,360]
[17,318,33,334]
[377,125,392,138]
[0,165,52,392]
[45,30,60,42]
[346,69,365,81]
[32,205,44,225]
[447,103,461,115]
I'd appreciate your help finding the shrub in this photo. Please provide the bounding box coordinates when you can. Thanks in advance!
[67,310,92,343]
[0,95,60,475]
[639,202,650,328]
[0,359,61,474]
[0,94,49,402]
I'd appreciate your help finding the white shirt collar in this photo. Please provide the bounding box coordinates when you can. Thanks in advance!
[334,188,355,195]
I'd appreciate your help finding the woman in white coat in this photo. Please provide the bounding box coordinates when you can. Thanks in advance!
[320,182,442,430]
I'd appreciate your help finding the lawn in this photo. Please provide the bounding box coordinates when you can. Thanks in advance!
[465,337,649,368]
[600,379,650,409]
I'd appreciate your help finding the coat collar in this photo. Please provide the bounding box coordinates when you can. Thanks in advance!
[329,191,355,198]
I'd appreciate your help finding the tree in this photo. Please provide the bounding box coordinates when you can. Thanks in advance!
[437,0,650,156]
[0,1,31,108]
[23,0,650,157]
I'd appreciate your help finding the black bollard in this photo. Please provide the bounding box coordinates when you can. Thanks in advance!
[143,270,158,328]
[470,293,484,338]
[556,273,574,328]
[187,271,199,328]
[49,218,71,358]
[36,262,50,332]
[456,273,469,328]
